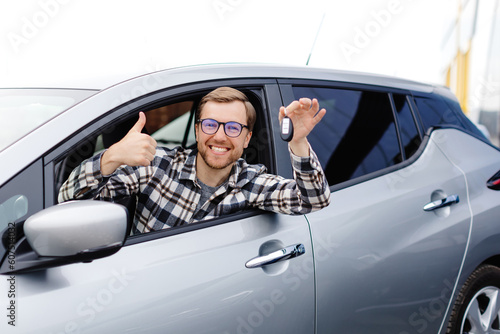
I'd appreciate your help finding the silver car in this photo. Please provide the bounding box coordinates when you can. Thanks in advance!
[1,64,499,334]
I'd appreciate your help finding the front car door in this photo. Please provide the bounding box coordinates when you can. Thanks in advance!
[0,80,316,333]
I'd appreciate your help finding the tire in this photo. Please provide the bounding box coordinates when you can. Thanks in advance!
[447,264,500,333]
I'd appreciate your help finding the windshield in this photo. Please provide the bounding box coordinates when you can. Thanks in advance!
[0,89,97,152]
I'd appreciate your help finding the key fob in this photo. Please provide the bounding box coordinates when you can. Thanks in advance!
[281,116,294,142]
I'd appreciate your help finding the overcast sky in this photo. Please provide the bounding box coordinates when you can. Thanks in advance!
[0,0,457,88]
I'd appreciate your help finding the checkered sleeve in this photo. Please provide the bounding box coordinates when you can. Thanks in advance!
[249,144,330,214]
[289,145,331,212]
[57,151,145,203]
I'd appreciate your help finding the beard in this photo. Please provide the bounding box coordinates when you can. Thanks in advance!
[197,141,243,170]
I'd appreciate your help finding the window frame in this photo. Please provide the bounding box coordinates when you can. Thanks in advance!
[389,92,424,161]
[43,79,278,243]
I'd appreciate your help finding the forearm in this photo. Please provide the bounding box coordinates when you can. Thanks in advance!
[101,148,127,176]
[58,153,106,203]
[251,146,330,215]
[288,137,310,157]
[58,152,141,203]
[289,144,330,212]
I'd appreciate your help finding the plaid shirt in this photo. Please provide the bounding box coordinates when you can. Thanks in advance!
[58,146,330,234]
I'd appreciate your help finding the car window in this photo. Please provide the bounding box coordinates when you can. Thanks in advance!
[55,99,197,196]
[93,100,196,155]
[0,160,43,264]
[442,96,489,140]
[0,89,97,152]
[52,86,271,237]
[292,86,402,185]
[413,95,465,131]
[392,94,422,159]
[148,101,196,149]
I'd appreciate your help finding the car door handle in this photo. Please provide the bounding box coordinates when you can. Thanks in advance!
[423,195,460,211]
[245,244,305,268]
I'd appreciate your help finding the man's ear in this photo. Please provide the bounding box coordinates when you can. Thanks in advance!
[244,131,252,149]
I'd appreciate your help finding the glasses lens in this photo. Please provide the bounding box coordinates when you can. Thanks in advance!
[201,119,219,134]
[224,122,242,137]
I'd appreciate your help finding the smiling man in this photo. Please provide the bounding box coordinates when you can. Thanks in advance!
[194,91,254,186]
[59,87,330,234]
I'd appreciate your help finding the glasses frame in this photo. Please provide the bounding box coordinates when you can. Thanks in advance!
[197,118,249,138]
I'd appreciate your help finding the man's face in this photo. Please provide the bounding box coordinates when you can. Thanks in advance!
[196,100,252,171]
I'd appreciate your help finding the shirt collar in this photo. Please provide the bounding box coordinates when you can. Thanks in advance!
[179,149,198,184]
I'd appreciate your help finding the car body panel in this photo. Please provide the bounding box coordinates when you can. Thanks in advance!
[431,129,500,290]
[307,130,471,333]
[3,213,315,334]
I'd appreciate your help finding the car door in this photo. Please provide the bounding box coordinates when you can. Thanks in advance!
[280,82,471,333]
[0,82,316,333]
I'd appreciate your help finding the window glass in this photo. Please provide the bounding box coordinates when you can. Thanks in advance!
[0,89,96,152]
[292,86,401,185]
[444,98,488,140]
[392,94,421,159]
[414,96,463,131]
[0,160,43,263]
[148,101,196,149]
[55,100,196,194]
[93,101,195,154]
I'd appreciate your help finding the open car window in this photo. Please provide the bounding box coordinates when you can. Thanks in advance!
[52,85,271,239]
[93,100,196,155]
[149,102,196,149]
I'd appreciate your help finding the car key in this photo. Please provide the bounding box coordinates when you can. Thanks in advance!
[281,108,294,142]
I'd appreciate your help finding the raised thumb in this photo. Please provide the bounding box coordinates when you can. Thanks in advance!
[130,112,146,133]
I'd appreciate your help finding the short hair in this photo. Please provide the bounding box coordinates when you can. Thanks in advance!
[196,87,256,131]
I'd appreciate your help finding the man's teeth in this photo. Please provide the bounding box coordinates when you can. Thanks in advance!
[211,146,228,152]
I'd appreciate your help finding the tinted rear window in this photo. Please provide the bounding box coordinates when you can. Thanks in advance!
[413,95,465,130]
[293,86,401,185]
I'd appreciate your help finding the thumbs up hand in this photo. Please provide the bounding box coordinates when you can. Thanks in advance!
[101,112,157,176]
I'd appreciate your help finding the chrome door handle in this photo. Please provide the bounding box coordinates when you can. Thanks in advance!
[423,195,459,211]
[245,244,305,268]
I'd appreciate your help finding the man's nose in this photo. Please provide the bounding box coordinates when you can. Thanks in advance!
[213,124,227,139]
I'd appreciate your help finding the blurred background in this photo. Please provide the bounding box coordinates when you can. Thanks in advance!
[1,0,498,145]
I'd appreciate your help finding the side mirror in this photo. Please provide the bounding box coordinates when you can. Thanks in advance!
[25,201,127,257]
[1,201,128,274]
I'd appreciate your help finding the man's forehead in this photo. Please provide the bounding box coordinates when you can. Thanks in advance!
[201,101,247,121]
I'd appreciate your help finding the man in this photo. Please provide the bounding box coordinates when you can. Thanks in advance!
[59,87,330,234]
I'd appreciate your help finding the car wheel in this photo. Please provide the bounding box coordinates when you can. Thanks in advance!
[447,264,500,333]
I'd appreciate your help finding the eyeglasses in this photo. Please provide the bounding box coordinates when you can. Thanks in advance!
[198,118,249,137]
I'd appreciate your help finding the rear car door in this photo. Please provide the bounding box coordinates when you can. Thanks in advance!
[0,81,316,333]
[280,82,471,333]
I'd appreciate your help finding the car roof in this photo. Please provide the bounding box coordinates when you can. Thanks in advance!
[1,63,437,93]
[122,63,436,93]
